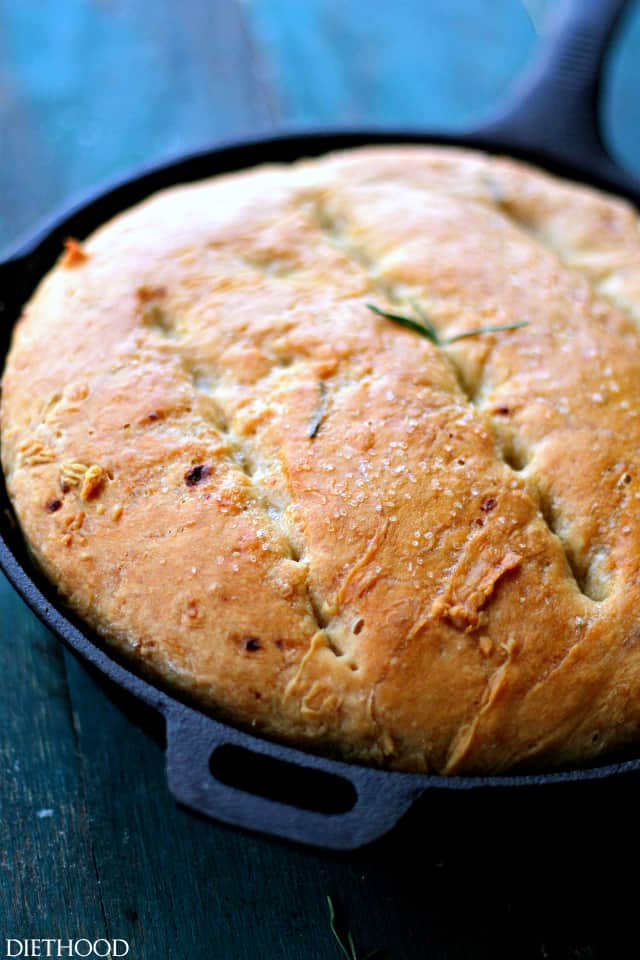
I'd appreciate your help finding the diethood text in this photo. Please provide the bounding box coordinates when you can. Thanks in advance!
[5,941,129,958]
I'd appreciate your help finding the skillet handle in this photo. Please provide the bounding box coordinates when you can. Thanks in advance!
[477,0,629,180]
[164,705,424,850]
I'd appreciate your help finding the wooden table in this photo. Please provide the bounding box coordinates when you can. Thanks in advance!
[2,2,640,956]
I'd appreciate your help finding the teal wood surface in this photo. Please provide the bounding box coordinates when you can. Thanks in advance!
[0,0,275,258]
[244,0,536,127]
[2,2,640,957]
[604,0,640,176]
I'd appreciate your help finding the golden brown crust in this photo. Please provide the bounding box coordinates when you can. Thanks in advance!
[5,145,640,773]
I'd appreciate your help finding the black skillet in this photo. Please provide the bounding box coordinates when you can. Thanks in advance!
[0,0,638,851]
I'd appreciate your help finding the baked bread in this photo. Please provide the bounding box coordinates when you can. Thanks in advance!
[4,145,640,775]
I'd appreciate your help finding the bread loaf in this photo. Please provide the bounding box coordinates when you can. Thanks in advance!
[4,146,640,774]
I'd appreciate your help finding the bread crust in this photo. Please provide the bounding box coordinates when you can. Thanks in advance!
[4,145,640,773]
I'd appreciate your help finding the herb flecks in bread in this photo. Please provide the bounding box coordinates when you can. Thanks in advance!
[4,145,640,774]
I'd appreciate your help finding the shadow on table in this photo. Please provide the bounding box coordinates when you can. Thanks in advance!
[360,773,638,957]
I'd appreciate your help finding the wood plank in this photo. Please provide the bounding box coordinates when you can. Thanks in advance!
[0,0,276,258]
[0,581,107,932]
[603,0,640,179]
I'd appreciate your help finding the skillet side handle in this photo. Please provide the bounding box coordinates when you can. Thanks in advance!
[477,0,628,178]
[165,706,424,850]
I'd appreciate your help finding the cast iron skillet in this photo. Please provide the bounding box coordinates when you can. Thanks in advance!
[0,0,638,851]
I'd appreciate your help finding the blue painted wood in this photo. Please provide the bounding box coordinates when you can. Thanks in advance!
[0,582,107,933]
[604,0,640,177]
[2,0,640,956]
[0,0,275,258]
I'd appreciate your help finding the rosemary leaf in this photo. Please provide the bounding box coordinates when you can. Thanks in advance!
[366,303,439,344]
[327,895,357,960]
[326,896,382,960]
[367,301,529,346]
[444,319,530,343]
[408,297,440,343]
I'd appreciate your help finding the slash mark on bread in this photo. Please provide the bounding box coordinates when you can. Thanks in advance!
[431,546,522,632]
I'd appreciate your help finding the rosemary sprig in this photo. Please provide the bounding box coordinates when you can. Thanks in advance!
[327,896,380,960]
[308,380,328,439]
[445,320,530,343]
[367,302,528,344]
[367,303,439,343]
